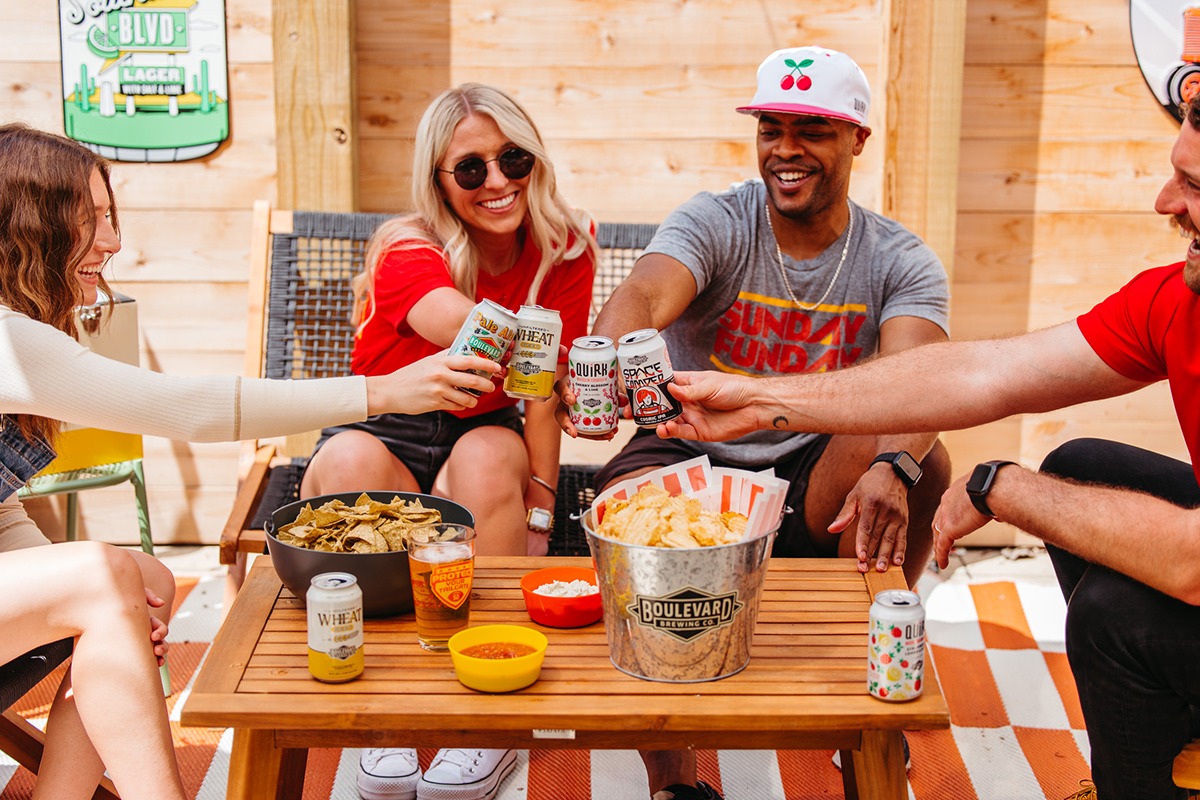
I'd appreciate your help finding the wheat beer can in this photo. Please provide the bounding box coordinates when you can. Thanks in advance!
[504,305,562,401]
[617,329,683,427]
[307,572,364,683]
[868,589,925,701]
[448,299,519,396]
[567,336,619,434]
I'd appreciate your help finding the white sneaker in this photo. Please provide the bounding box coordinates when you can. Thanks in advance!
[358,748,421,800]
[416,748,517,800]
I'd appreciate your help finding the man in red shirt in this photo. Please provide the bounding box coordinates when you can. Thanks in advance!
[655,100,1200,799]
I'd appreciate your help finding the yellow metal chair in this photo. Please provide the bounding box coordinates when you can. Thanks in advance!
[18,427,151,553]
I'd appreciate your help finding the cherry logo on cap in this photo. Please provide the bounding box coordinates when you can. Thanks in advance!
[780,57,815,91]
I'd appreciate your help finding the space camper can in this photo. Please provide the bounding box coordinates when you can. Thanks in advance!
[616,328,682,427]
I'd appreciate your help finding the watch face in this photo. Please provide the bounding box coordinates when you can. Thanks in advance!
[527,507,553,532]
[895,451,921,484]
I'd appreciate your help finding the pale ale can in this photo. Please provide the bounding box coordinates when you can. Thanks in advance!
[567,336,619,434]
[504,305,562,402]
[408,525,476,651]
[616,329,683,427]
[448,299,519,396]
[306,572,364,683]
[868,589,926,701]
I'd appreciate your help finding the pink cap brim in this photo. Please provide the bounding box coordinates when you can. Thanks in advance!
[736,102,863,125]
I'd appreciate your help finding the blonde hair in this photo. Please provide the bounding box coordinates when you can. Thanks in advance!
[355,84,597,330]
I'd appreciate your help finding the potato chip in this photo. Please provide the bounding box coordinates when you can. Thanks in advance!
[274,495,449,553]
[595,485,749,548]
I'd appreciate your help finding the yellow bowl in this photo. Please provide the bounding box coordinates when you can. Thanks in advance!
[448,624,548,693]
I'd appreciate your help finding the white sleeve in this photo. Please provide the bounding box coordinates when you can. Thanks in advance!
[0,309,368,442]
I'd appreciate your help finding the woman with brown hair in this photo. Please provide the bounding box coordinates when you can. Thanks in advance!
[0,122,500,799]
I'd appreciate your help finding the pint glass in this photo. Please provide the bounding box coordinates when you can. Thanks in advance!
[408,524,476,651]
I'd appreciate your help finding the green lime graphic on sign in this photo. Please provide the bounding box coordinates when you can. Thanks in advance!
[59,0,230,162]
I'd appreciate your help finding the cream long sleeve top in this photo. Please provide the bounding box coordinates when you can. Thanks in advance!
[0,304,369,441]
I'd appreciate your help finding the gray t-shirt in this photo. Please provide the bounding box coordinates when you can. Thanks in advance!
[645,179,949,467]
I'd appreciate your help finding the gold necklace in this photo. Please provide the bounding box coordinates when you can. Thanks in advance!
[764,198,853,311]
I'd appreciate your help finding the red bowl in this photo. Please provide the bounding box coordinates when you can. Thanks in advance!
[520,566,602,628]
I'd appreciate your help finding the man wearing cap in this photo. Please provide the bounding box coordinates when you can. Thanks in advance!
[559,46,951,800]
[649,86,1200,800]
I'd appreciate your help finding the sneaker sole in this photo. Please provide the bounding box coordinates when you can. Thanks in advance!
[358,765,420,800]
[416,750,517,800]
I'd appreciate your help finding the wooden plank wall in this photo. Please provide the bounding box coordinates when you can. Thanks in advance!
[1,0,1187,544]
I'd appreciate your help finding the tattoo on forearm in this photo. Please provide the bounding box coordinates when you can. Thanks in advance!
[772,416,788,429]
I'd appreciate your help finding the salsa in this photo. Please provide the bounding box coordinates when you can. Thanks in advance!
[461,642,536,660]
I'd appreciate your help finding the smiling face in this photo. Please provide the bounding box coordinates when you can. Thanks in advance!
[757,112,869,223]
[1155,117,1200,294]
[436,113,532,246]
[78,168,119,306]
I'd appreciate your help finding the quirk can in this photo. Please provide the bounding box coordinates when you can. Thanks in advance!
[307,572,364,683]
[567,336,619,434]
[616,329,682,427]
[504,305,562,402]
[448,299,519,396]
[868,589,925,701]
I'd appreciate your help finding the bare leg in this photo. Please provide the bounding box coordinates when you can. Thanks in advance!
[434,426,529,556]
[643,749,696,796]
[32,548,177,799]
[300,430,421,499]
[803,436,951,588]
[0,542,185,800]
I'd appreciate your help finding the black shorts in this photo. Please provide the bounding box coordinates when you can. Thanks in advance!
[593,429,834,558]
[308,407,524,494]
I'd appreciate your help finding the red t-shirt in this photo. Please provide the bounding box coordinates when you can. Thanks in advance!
[1077,262,1200,478]
[351,231,595,418]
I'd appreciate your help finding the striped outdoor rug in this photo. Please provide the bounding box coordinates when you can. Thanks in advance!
[0,572,1092,799]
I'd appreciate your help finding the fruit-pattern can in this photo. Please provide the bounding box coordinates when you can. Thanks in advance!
[307,572,364,683]
[868,589,925,701]
[504,305,562,402]
[616,328,683,427]
[567,336,619,433]
[448,299,519,396]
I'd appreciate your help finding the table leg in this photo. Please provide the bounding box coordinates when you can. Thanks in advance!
[845,730,906,800]
[226,728,309,800]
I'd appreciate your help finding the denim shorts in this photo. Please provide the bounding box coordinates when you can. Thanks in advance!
[307,407,525,495]
[0,419,55,503]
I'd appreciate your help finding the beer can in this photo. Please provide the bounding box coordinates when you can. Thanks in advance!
[616,328,683,427]
[448,299,520,396]
[567,336,619,434]
[868,589,925,701]
[503,305,562,402]
[306,572,364,683]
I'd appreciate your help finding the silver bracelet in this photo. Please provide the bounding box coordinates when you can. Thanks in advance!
[529,475,557,496]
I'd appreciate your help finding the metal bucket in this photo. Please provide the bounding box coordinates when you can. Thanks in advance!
[582,508,776,682]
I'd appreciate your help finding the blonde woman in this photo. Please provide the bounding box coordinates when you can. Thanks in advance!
[296,84,596,800]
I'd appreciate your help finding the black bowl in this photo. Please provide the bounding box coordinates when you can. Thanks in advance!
[266,491,474,618]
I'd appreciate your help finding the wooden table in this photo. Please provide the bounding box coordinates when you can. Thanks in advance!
[181,556,949,800]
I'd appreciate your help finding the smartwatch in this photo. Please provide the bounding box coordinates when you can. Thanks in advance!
[965,460,1018,518]
[526,507,554,533]
[870,451,922,488]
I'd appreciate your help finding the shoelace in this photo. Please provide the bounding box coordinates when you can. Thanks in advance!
[432,748,483,774]
[361,748,415,769]
[1063,779,1096,800]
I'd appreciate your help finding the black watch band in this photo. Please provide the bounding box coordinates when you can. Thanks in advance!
[870,451,922,488]
[965,460,1018,518]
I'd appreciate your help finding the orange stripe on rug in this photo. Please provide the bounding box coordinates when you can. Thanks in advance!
[528,748,591,800]
[929,645,1009,728]
[300,748,343,800]
[1013,726,1091,799]
[0,769,34,800]
[1044,652,1086,729]
[696,749,722,797]
[776,748,847,797]
[970,582,1037,650]
[172,576,200,619]
[908,728,979,800]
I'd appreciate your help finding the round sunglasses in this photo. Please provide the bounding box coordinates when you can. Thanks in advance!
[437,147,536,190]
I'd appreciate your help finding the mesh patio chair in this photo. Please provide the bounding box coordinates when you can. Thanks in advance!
[219,202,656,574]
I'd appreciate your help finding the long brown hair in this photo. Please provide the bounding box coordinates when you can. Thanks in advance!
[0,123,117,445]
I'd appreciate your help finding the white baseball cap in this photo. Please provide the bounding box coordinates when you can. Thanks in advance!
[737,46,871,126]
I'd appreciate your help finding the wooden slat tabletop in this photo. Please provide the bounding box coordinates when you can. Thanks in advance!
[182,556,948,751]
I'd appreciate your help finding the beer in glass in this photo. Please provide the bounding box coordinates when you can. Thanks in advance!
[408,524,476,651]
